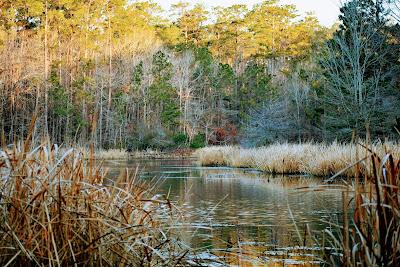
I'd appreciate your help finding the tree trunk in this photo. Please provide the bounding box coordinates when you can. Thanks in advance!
[44,0,49,139]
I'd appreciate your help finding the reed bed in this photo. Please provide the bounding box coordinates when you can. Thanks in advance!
[92,148,128,159]
[325,150,400,266]
[91,148,167,159]
[197,142,400,177]
[0,140,201,266]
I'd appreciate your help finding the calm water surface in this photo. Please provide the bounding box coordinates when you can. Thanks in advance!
[104,158,344,266]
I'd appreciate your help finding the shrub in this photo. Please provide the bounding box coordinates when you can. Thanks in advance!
[172,133,189,147]
[127,123,173,151]
[208,124,238,145]
[190,133,206,149]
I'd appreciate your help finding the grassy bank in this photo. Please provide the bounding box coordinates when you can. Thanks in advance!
[0,141,201,266]
[75,148,195,160]
[197,143,400,177]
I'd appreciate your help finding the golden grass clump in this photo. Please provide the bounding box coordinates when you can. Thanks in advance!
[304,143,356,177]
[197,142,400,177]
[0,141,194,266]
[92,148,127,159]
[195,146,231,166]
[226,148,257,168]
[253,143,314,174]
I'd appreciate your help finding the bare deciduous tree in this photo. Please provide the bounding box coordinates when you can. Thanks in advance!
[172,51,195,135]
[387,0,400,22]
[242,98,294,147]
[321,0,399,140]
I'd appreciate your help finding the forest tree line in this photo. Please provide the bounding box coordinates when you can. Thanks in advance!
[0,0,399,149]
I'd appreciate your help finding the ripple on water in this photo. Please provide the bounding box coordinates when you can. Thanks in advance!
[105,158,344,266]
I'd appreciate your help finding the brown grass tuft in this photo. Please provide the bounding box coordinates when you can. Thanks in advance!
[0,142,196,266]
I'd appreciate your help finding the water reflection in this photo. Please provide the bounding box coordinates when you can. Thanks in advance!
[104,158,343,266]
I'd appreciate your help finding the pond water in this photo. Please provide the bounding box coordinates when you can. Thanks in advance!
[104,158,344,266]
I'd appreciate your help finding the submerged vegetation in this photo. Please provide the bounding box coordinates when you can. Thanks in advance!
[197,143,400,177]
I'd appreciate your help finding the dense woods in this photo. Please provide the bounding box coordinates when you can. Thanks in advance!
[1,1,400,266]
[0,0,399,150]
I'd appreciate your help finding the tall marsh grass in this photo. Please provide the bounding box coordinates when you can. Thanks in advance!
[326,150,400,266]
[197,143,400,177]
[0,140,195,266]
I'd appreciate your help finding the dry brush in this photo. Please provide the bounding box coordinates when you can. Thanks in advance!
[0,140,200,266]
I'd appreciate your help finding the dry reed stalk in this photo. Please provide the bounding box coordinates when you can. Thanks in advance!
[325,150,400,266]
[0,138,201,266]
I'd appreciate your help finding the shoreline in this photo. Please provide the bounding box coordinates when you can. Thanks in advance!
[89,148,196,160]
